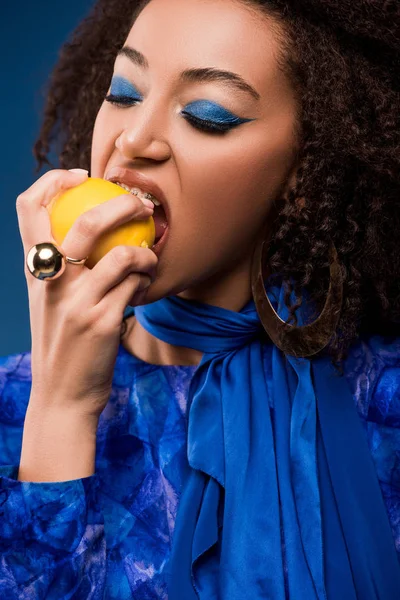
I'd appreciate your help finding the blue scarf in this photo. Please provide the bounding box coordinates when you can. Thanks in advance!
[127,280,400,599]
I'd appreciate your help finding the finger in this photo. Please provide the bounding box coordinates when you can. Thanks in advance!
[84,244,158,306]
[16,169,89,256]
[99,272,153,330]
[59,192,154,264]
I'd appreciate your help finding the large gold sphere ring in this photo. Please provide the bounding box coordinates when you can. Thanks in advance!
[26,242,88,281]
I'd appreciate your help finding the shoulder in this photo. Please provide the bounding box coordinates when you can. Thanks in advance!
[344,334,400,426]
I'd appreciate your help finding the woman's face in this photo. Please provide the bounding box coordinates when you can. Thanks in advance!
[91,0,299,311]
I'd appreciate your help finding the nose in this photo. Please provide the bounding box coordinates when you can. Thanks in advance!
[115,105,171,163]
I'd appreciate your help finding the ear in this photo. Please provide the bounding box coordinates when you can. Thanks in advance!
[281,158,299,201]
[280,159,306,209]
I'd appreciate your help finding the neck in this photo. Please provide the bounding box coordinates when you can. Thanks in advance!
[121,251,255,366]
[121,315,203,366]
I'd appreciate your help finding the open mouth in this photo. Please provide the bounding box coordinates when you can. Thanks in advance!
[153,203,168,244]
[152,222,169,254]
[108,177,169,252]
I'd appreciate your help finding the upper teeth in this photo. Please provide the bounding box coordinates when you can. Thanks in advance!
[115,181,161,206]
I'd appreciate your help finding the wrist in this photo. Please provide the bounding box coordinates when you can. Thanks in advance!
[18,402,99,482]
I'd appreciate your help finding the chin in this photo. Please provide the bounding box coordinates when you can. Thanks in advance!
[128,278,189,307]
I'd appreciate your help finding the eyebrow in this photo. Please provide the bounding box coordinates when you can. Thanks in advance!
[117,46,261,101]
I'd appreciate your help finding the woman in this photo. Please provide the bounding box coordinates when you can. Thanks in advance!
[0,0,399,597]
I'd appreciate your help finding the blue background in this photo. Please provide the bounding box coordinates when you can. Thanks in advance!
[0,1,95,357]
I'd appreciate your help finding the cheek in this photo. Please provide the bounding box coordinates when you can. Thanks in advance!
[182,129,295,228]
[171,125,296,269]
[90,107,118,176]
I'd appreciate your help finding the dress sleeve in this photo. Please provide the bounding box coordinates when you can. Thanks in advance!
[344,334,400,559]
[0,464,106,598]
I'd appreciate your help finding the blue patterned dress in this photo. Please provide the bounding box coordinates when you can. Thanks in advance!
[0,334,399,598]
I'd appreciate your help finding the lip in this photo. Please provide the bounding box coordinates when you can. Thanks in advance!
[151,225,169,256]
[105,166,170,225]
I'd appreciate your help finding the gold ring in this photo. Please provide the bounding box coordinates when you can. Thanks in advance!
[26,242,88,281]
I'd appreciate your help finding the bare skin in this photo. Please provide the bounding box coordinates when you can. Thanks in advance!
[91,0,299,366]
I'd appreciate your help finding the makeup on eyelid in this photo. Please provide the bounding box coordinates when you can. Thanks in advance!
[107,75,255,127]
[90,0,300,328]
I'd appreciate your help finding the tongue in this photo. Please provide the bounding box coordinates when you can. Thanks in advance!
[153,204,168,241]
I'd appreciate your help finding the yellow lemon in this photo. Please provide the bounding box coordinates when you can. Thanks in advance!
[47,177,155,269]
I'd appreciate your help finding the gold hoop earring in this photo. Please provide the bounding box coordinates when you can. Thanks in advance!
[251,225,343,357]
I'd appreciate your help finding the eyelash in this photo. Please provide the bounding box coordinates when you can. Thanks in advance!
[104,94,232,135]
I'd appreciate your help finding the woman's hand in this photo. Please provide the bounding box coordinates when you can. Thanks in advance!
[16,169,158,420]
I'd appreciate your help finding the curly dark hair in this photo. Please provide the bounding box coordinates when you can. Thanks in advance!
[33,0,400,363]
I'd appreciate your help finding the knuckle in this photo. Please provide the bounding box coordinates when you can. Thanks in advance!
[97,316,117,336]
[63,306,88,332]
[89,307,117,336]
[16,193,30,210]
[76,210,101,238]
[112,245,134,268]
[15,170,72,213]
[139,245,157,264]
[42,169,64,182]
[44,168,64,178]
[72,310,105,339]
[43,169,66,183]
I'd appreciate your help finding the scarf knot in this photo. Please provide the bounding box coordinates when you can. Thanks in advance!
[130,282,400,599]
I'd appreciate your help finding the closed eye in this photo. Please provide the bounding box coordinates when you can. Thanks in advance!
[104,94,241,135]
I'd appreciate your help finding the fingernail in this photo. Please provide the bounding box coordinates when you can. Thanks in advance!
[138,274,152,291]
[68,168,89,175]
[140,197,155,209]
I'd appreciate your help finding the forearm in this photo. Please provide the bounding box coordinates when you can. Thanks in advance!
[18,400,99,482]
